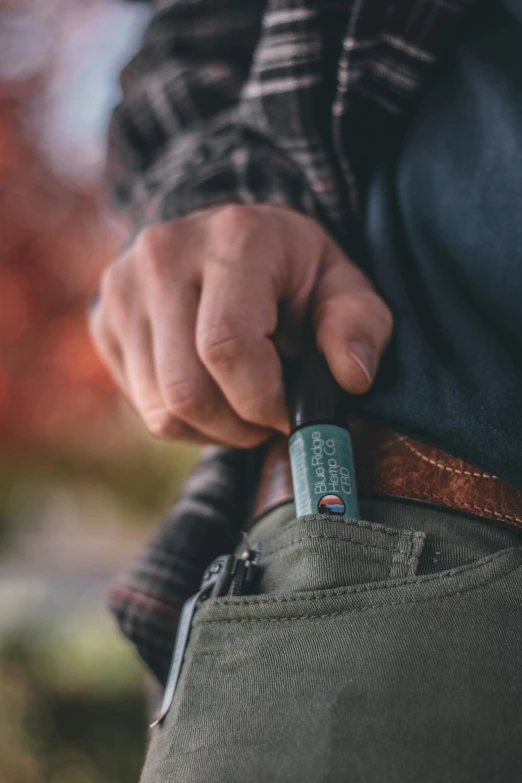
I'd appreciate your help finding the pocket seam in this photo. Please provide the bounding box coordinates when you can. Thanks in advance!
[196,559,522,626]
[388,534,420,579]
[262,532,419,559]
[215,546,522,606]
[268,514,425,541]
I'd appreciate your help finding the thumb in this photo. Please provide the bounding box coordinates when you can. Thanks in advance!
[312,240,393,394]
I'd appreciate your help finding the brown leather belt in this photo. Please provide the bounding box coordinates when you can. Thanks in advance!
[254,419,522,530]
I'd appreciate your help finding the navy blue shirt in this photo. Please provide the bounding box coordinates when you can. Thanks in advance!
[361,1,522,486]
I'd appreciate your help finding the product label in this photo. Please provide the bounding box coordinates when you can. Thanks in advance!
[289,424,359,518]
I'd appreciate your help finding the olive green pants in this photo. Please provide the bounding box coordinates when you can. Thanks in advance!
[141,498,522,782]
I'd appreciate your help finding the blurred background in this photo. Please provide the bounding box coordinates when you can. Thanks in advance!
[0,1,201,780]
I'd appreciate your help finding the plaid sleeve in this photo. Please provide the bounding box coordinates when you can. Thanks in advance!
[107,0,322,228]
[107,0,482,681]
[107,445,263,684]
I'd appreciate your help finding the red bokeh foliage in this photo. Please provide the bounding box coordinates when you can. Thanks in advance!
[0,58,126,454]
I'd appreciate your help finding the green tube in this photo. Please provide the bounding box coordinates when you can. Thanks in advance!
[289,422,359,518]
[285,335,359,519]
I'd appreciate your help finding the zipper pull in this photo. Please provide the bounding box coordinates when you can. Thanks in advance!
[150,554,235,728]
[150,547,262,728]
[227,543,262,596]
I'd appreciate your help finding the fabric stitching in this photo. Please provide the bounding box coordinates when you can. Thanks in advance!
[388,535,419,579]
[258,514,424,542]
[196,560,522,625]
[374,486,522,528]
[388,548,403,579]
[402,438,498,480]
[408,537,421,574]
[261,532,418,558]
[403,537,414,576]
[215,548,521,606]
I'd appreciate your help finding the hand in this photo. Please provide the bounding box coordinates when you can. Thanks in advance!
[89,204,392,447]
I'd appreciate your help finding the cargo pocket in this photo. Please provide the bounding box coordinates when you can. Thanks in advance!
[141,505,522,783]
[250,512,426,594]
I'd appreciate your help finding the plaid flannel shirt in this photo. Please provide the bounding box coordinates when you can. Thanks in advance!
[107,0,480,683]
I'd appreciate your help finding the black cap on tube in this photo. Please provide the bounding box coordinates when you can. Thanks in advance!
[285,345,348,432]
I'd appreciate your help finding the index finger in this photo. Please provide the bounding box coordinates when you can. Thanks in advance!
[195,262,289,434]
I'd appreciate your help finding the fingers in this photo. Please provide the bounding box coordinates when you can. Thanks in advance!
[149,282,273,447]
[89,208,394,452]
[313,240,393,394]
[118,315,174,437]
[88,286,128,393]
[90,303,208,444]
[196,260,290,435]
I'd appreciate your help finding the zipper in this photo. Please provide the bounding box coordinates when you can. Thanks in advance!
[150,547,261,728]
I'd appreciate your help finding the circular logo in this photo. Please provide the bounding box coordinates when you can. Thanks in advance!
[317,494,345,516]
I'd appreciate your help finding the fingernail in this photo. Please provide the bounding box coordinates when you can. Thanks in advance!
[347,341,375,386]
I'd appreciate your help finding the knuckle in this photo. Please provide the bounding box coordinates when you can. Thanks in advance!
[135,226,171,278]
[197,323,248,366]
[162,378,209,421]
[206,206,268,267]
[212,204,255,236]
[208,205,260,250]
